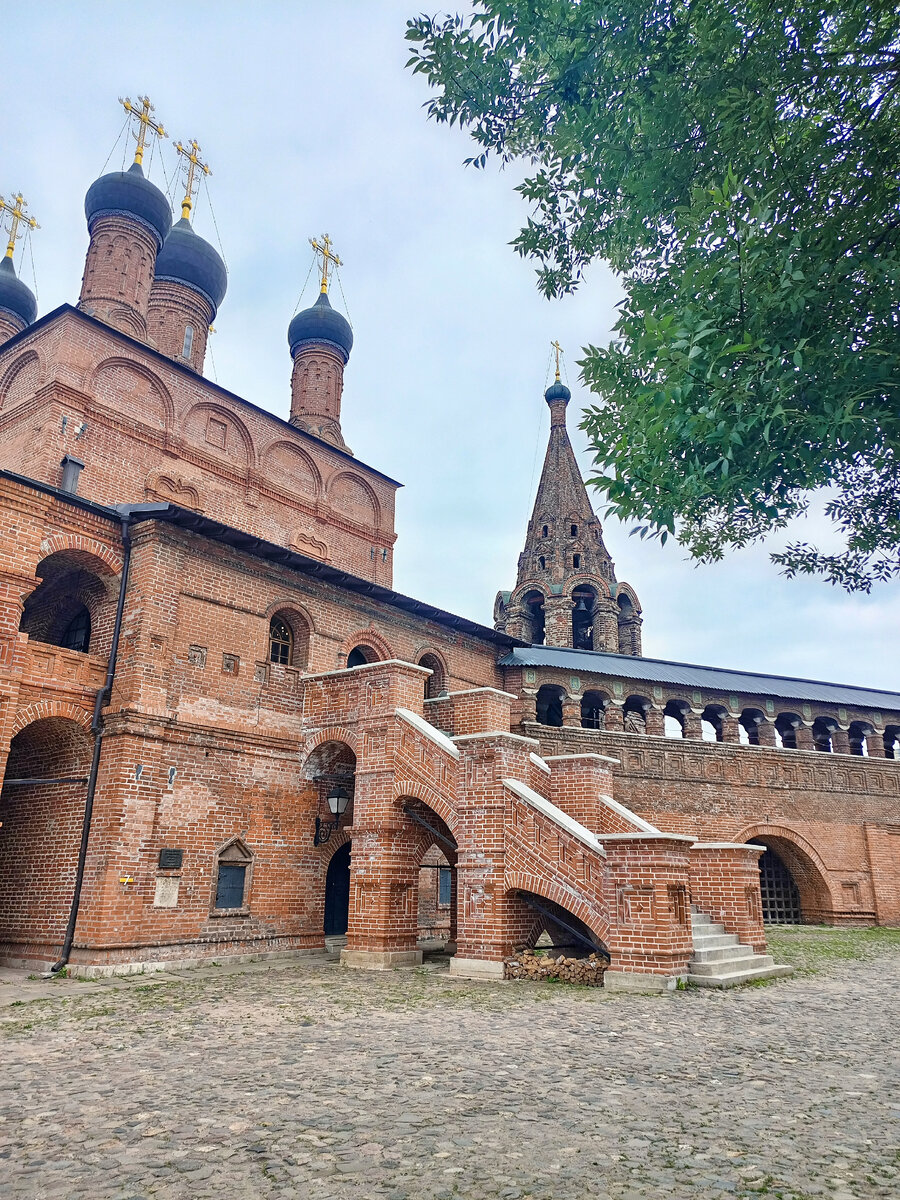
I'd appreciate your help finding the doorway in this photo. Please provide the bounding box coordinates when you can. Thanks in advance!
[324,842,351,935]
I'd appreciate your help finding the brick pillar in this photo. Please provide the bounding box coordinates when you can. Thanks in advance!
[757,719,777,747]
[519,692,537,723]
[290,341,350,452]
[866,732,886,758]
[79,214,160,340]
[795,723,815,751]
[545,753,617,830]
[603,834,695,990]
[831,728,850,755]
[721,716,742,744]
[561,698,581,727]
[503,606,530,643]
[543,596,574,648]
[605,703,624,732]
[682,711,703,740]
[645,706,665,736]
[593,599,619,652]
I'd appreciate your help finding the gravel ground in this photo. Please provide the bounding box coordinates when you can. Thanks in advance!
[1,926,898,1200]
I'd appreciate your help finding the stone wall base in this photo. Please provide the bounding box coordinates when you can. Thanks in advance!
[341,948,423,970]
[66,947,326,980]
[604,970,685,994]
[448,957,505,981]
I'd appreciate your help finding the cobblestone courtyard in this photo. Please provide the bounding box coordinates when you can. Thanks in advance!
[1,928,898,1200]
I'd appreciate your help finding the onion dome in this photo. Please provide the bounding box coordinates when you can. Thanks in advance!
[84,161,172,250]
[154,217,227,317]
[0,256,37,327]
[545,378,571,403]
[288,291,353,361]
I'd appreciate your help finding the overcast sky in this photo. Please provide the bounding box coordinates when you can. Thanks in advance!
[3,1,897,691]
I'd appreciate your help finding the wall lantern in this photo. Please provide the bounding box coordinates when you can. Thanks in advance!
[314,785,350,846]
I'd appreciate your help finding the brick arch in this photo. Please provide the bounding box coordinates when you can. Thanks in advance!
[509,582,549,608]
[340,628,395,666]
[736,822,838,920]
[504,870,610,947]
[326,470,381,530]
[0,349,42,411]
[563,576,612,601]
[183,401,256,469]
[614,581,642,611]
[259,439,322,500]
[264,597,317,636]
[37,534,122,579]
[11,700,93,738]
[298,727,360,771]
[88,356,175,431]
[321,825,352,865]
[393,780,459,842]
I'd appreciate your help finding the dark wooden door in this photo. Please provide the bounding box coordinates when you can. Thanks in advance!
[324,842,351,935]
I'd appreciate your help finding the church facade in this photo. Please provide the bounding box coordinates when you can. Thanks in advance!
[1,103,898,988]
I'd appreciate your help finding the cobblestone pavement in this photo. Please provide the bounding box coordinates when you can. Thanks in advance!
[1,929,898,1200]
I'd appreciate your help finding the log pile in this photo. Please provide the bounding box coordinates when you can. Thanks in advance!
[504,949,606,987]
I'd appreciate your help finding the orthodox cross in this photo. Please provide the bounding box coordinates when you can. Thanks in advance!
[119,95,167,167]
[551,339,563,380]
[0,192,39,260]
[309,234,342,294]
[173,139,211,221]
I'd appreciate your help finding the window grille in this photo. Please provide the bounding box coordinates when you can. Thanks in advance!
[61,607,91,653]
[758,847,802,923]
[269,617,293,665]
[438,867,452,906]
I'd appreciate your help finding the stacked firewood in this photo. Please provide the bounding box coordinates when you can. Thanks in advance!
[504,949,606,986]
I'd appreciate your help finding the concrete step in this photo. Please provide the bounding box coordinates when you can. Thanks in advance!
[690,953,775,976]
[687,964,795,989]
[691,933,740,951]
[691,920,726,936]
[691,943,765,964]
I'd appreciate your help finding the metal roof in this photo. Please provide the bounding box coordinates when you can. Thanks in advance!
[499,646,900,714]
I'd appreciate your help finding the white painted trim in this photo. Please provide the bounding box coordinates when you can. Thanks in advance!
[453,731,540,748]
[395,708,461,758]
[303,658,430,682]
[599,794,661,834]
[595,831,695,843]
[502,778,606,857]
[424,686,517,701]
[543,753,620,765]
[692,842,766,851]
[529,752,551,774]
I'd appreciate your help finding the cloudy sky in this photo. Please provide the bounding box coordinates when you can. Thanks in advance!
[3,2,897,690]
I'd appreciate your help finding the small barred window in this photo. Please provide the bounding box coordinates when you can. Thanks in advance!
[269,617,293,665]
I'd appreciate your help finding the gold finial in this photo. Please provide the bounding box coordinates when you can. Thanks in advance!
[119,95,167,167]
[309,234,343,294]
[551,339,562,381]
[0,192,39,260]
[173,139,212,221]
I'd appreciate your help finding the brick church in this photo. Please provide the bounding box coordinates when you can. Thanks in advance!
[1,100,898,989]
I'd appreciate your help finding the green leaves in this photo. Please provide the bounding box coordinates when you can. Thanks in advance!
[407,0,900,588]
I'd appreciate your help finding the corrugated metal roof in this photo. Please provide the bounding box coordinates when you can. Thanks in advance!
[499,646,900,714]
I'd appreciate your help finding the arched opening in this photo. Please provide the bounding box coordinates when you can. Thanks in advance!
[417,843,453,945]
[19,551,115,657]
[617,592,641,655]
[418,652,446,700]
[401,797,458,958]
[581,689,608,730]
[304,739,357,867]
[268,609,310,670]
[623,694,650,734]
[883,725,900,759]
[701,704,727,743]
[522,590,545,646]
[775,712,802,750]
[347,644,378,668]
[849,721,872,756]
[747,835,833,924]
[508,889,609,961]
[536,684,565,727]
[739,708,765,746]
[0,717,93,958]
[664,699,688,739]
[812,717,836,752]
[571,586,596,651]
[324,841,351,936]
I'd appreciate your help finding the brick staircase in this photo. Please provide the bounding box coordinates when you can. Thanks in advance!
[688,909,794,988]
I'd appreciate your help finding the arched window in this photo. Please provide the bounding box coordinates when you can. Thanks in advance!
[570,524,578,537]
[572,586,596,651]
[269,617,293,665]
[572,554,581,569]
[849,722,870,756]
[775,713,801,750]
[522,591,545,646]
[812,717,836,752]
[61,605,91,654]
[538,556,546,570]
[536,684,565,727]
[740,709,765,746]
[581,690,608,730]
[347,644,378,668]
[182,324,194,359]
[883,725,900,759]
[541,525,549,538]
[701,705,727,743]
[623,695,649,734]
[418,653,446,700]
[664,700,687,739]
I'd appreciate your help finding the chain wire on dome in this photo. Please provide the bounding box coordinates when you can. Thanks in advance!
[200,172,228,271]
[334,263,354,330]
[98,112,131,178]
[26,227,38,304]
[291,255,317,317]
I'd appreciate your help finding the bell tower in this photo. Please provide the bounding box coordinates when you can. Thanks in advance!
[494,344,643,654]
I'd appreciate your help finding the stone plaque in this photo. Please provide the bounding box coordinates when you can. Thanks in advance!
[153,877,180,908]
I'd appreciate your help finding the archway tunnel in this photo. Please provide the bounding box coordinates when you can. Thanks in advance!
[747,836,834,925]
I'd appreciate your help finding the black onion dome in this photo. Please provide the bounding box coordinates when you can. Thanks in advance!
[0,256,37,327]
[288,291,353,361]
[545,378,571,403]
[84,161,172,249]
[154,218,228,317]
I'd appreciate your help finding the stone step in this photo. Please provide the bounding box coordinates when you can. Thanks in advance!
[687,964,795,989]
[691,933,740,951]
[692,922,727,937]
[689,953,775,976]
[691,943,764,964]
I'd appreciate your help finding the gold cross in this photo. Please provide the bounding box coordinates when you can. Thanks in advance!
[309,234,343,294]
[551,339,563,381]
[119,95,167,167]
[173,139,212,221]
[0,192,39,260]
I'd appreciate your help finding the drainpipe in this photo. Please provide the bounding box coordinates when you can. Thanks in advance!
[47,514,133,975]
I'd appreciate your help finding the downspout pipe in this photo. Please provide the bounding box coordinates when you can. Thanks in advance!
[47,514,133,975]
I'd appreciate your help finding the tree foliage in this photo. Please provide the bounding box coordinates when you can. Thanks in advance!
[406,1,900,588]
